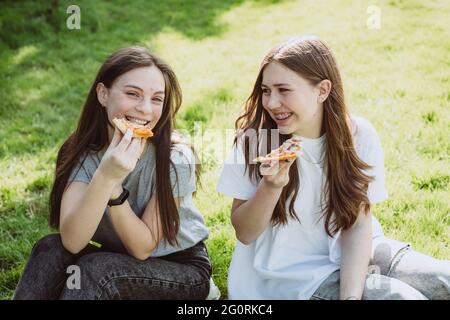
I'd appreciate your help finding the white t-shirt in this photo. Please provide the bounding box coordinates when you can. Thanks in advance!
[216,115,388,299]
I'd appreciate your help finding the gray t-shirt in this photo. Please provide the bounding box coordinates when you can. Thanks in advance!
[68,142,209,257]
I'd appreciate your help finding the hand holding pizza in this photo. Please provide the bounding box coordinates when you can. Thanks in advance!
[257,136,302,189]
[260,157,296,189]
[97,126,146,186]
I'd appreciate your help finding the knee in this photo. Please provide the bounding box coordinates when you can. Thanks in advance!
[76,253,105,280]
[428,259,450,282]
[422,260,450,299]
[75,253,116,288]
[60,253,108,300]
[399,257,450,300]
[363,274,428,300]
[31,234,65,256]
[387,283,428,300]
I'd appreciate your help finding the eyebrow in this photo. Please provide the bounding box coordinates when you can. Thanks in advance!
[261,83,291,88]
[124,84,165,95]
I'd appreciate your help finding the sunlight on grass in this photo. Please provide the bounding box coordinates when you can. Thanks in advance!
[0,0,449,299]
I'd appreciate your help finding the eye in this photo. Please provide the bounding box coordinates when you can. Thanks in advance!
[261,88,270,95]
[279,88,290,93]
[126,92,140,98]
[153,97,164,103]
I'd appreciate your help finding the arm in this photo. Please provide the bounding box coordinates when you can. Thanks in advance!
[60,127,147,255]
[231,180,282,245]
[108,185,177,260]
[60,176,173,260]
[339,209,372,300]
[231,159,295,245]
[59,171,117,254]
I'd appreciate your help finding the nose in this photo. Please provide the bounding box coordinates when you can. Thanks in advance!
[135,98,153,114]
[265,93,281,111]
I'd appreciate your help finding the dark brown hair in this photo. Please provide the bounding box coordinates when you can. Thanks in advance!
[235,36,373,236]
[49,46,194,245]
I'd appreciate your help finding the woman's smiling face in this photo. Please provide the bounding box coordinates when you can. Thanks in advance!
[97,65,165,139]
[261,61,326,138]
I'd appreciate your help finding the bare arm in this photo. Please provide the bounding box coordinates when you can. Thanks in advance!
[108,185,177,260]
[60,127,147,255]
[59,171,116,254]
[339,209,372,300]
[231,180,282,245]
[231,159,295,245]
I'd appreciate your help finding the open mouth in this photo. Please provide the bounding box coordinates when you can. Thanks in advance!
[125,115,150,126]
[274,112,293,121]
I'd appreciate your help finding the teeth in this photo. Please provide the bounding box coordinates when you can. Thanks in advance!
[274,113,292,120]
[126,116,148,125]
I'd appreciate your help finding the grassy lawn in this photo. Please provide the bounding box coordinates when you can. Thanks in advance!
[0,0,449,299]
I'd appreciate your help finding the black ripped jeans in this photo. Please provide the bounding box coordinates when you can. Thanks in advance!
[13,234,211,300]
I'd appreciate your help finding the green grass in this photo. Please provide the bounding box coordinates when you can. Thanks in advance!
[0,0,449,299]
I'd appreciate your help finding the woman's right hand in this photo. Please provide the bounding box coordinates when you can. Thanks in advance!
[97,126,146,186]
[260,157,296,189]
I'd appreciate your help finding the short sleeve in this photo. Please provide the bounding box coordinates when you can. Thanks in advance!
[170,144,196,198]
[356,121,388,204]
[68,153,99,185]
[216,143,258,200]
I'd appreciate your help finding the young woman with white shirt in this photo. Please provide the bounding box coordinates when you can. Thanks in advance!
[217,36,449,300]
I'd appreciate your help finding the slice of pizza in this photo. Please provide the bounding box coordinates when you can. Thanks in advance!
[112,117,154,139]
[254,136,302,163]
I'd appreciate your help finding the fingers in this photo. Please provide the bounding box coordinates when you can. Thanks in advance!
[261,158,293,170]
[126,136,142,156]
[114,128,143,161]
[283,157,296,168]
[279,158,295,173]
[110,126,123,147]
[260,157,295,176]
[260,159,280,176]
[260,165,276,176]
[116,128,133,151]
[139,139,146,158]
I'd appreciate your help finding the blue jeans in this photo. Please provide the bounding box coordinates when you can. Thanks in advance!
[13,234,211,300]
[311,237,450,300]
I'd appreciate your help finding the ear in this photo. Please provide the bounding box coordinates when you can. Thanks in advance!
[96,82,109,107]
[317,79,332,103]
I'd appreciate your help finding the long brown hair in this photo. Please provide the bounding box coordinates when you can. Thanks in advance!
[235,36,373,236]
[50,46,194,246]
